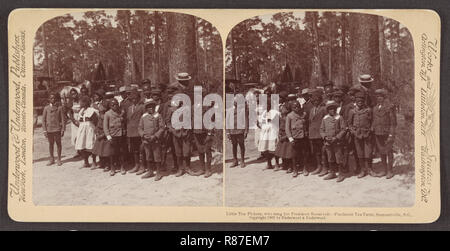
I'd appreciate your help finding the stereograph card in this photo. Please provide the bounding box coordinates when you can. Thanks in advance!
[7,8,440,223]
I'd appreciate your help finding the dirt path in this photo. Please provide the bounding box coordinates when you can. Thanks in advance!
[225,130,415,207]
[32,124,223,206]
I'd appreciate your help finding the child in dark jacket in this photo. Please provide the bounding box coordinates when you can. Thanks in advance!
[92,100,111,171]
[42,93,65,166]
[320,101,347,182]
[103,98,126,176]
[138,100,165,181]
[285,101,309,177]
[274,102,291,172]
[348,91,374,178]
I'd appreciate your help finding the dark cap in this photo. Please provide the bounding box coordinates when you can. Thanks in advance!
[144,99,157,108]
[355,91,366,100]
[375,88,388,97]
[332,90,344,97]
[151,88,162,95]
[325,101,338,110]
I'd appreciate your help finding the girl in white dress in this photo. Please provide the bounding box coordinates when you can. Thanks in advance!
[73,95,98,168]
[68,89,81,145]
[258,97,280,169]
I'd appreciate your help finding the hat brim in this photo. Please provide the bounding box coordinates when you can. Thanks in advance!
[145,102,157,107]
[358,78,374,83]
[175,76,192,81]
[326,104,338,109]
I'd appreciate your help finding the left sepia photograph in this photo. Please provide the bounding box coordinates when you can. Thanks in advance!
[32,10,223,206]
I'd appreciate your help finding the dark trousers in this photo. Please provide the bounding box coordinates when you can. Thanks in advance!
[47,131,62,159]
[354,136,373,159]
[142,142,162,162]
[324,143,343,164]
[161,133,178,170]
[343,134,359,173]
[194,133,213,167]
[128,137,141,166]
[374,134,394,168]
[292,138,308,171]
[111,136,126,167]
[172,136,191,157]
[310,138,323,168]
[230,134,245,161]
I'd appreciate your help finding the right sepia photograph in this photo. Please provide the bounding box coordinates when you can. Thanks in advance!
[224,11,415,207]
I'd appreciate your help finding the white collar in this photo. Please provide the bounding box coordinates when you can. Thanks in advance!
[324,114,340,120]
[143,112,159,118]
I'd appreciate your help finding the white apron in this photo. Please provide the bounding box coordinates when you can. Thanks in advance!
[74,107,97,150]
[70,102,81,146]
[257,109,280,152]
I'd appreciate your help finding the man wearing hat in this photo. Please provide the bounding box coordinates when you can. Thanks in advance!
[125,91,145,174]
[118,85,132,106]
[332,89,355,179]
[320,100,347,181]
[171,72,193,98]
[354,74,376,107]
[160,84,180,173]
[308,89,328,176]
[138,99,165,181]
[175,72,191,86]
[343,86,360,119]
[151,88,162,114]
[331,90,345,116]
[323,80,335,102]
[141,82,152,103]
[371,88,397,179]
[297,88,314,171]
[167,98,194,177]
[341,87,361,175]
[348,91,374,178]
[302,88,314,114]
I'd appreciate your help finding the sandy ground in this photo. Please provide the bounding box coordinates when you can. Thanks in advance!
[32,120,223,206]
[225,130,415,207]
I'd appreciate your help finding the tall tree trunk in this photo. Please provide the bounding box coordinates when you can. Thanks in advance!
[125,11,134,84]
[328,20,332,81]
[391,20,400,88]
[340,12,348,85]
[230,30,239,80]
[204,28,209,82]
[309,12,323,87]
[194,18,201,82]
[350,13,381,88]
[42,23,51,78]
[154,12,161,83]
[167,13,198,84]
[378,16,387,84]
[141,15,145,80]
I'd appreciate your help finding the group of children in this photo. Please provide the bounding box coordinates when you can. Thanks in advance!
[41,73,397,183]
[42,73,216,181]
[227,74,397,183]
